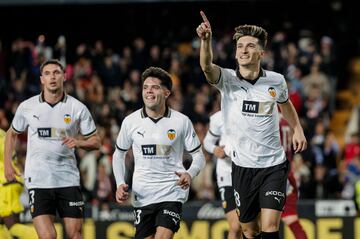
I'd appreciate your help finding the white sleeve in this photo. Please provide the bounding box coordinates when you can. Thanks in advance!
[187,148,205,179]
[11,103,28,133]
[277,76,289,103]
[203,130,218,154]
[116,117,132,151]
[79,105,97,137]
[203,111,222,154]
[112,147,127,187]
[183,117,201,152]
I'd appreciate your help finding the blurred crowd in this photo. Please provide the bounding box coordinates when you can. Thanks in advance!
[0,26,359,215]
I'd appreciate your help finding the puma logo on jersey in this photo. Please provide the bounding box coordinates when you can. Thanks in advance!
[33,115,40,120]
[137,131,145,137]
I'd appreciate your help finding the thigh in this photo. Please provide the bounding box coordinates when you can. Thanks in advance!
[29,188,56,218]
[232,163,261,223]
[0,183,24,218]
[134,204,157,239]
[260,161,289,211]
[219,186,236,213]
[155,202,182,233]
[33,214,56,239]
[64,217,83,238]
[56,187,84,218]
[282,170,299,217]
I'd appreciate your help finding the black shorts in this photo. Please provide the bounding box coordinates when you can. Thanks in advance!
[133,201,182,239]
[232,161,289,223]
[28,186,84,218]
[219,186,237,213]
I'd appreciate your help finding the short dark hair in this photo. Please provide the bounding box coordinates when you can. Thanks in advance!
[40,59,65,75]
[233,24,268,49]
[141,67,173,91]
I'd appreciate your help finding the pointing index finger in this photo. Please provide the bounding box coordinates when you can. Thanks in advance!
[200,10,210,24]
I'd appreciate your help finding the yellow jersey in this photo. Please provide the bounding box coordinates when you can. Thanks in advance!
[0,129,23,185]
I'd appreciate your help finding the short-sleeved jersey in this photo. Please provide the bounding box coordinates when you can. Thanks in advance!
[215,68,288,168]
[11,93,97,189]
[115,107,201,207]
[208,111,232,188]
[0,129,22,185]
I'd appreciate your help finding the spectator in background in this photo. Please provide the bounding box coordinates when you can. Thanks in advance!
[344,133,360,166]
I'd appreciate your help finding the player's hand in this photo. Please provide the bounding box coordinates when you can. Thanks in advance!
[175,171,191,190]
[214,145,227,159]
[115,184,129,204]
[62,136,79,148]
[4,162,20,182]
[292,129,307,153]
[196,10,212,40]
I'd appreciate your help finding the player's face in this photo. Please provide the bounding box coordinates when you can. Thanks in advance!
[142,77,170,111]
[40,64,65,93]
[235,36,264,67]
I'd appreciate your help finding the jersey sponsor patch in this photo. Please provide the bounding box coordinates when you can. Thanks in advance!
[242,100,275,115]
[242,100,259,113]
[37,128,51,137]
[37,127,66,139]
[141,144,156,155]
[141,144,172,156]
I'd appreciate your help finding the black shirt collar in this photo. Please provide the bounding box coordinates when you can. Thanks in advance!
[141,106,171,123]
[39,92,67,107]
[236,68,266,85]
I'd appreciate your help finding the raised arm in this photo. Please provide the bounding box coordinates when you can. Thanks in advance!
[196,11,220,84]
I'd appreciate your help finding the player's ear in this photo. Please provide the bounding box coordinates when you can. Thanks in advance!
[164,89,171,98]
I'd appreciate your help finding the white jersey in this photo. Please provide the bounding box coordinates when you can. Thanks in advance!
[206,111,232,188]
[215,68,287,168]
[115,107,201,207]
[11,93,97,189]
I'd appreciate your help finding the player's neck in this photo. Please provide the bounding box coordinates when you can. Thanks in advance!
[239,65,261,80]
[43,90,64,104]
[145,105,166,119]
